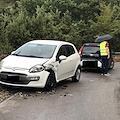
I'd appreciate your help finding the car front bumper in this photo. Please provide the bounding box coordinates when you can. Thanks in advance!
[0,71,50,88]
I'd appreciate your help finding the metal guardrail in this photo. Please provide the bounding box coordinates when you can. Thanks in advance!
[114,52,120,55]
[112,52,120,56]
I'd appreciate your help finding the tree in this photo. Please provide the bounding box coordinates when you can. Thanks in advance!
[89,2,120,37]
[1,0,120,53]
[89,2,120,51]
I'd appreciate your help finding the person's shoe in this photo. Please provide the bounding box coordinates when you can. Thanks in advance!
[101,73,104,75]
[104,73,111,76]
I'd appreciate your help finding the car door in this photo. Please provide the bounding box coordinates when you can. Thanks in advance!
[67,45,78,75]
[56,45,76,81]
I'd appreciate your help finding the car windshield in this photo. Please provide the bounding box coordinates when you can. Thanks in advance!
[13,43,56,58]
[82,46,100,54]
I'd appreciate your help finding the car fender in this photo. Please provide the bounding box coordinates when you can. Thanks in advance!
[73,61,81,76]
[46,69,56,81]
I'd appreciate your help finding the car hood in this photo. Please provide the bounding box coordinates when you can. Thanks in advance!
[2,55,49,69]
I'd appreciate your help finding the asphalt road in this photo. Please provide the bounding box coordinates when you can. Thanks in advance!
[0,63,120,120]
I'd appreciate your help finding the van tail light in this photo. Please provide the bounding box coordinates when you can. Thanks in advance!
[79,46,83,56]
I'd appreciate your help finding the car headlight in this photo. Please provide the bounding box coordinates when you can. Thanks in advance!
[29,65,45,73]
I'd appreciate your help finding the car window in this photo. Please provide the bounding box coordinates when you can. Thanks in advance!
[56,45,67,61]
[13,43,56,58]
[67,45,75,56]
[82,46,100,54]
[56,45,75,61]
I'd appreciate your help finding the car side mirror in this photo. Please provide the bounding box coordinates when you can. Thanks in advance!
[59,55,67,63]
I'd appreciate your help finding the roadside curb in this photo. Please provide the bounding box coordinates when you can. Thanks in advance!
[0,93,18,108]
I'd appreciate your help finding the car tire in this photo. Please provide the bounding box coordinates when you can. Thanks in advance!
[109,60,114,69]
[72,67,81,82]
[44,72,56,91]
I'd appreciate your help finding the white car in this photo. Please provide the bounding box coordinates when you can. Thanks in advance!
[0,40,81,90]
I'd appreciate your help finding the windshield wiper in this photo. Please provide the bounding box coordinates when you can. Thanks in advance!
[23,55,44,58]
[27,55,41,58]
[13,54,45,58]
[12,53,20,56]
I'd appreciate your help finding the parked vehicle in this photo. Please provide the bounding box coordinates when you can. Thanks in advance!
[79,43,114,70]
[0,40,81,90]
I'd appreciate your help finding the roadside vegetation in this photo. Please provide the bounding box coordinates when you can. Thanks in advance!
[0,0,120,55]
[115,56,120,62]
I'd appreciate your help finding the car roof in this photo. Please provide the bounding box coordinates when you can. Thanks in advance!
[83,43,100,46]
[28,40,73,46]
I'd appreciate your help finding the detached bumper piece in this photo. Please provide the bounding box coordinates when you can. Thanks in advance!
[0,72,39,85]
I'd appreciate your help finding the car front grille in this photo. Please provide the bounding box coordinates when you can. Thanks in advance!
[0,72,30,84]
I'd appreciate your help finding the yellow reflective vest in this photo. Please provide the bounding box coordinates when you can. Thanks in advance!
[100,41,109,56]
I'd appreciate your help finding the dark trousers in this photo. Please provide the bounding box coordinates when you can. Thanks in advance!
[101,56,108,74]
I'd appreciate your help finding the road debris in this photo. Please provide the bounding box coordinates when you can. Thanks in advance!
[60,92,73,98]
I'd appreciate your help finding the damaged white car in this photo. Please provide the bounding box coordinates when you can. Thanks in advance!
[0,40,81,90]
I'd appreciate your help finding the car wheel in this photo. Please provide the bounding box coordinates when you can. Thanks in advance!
[44,72,56,91]
[109,60,114,69]
[72,67,81,82]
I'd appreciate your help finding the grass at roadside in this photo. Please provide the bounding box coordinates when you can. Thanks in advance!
[115,56,120,62]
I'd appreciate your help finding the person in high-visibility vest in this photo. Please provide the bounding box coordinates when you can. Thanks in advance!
[100,41,110,76]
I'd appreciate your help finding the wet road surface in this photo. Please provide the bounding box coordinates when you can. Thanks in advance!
[0,63,120,120]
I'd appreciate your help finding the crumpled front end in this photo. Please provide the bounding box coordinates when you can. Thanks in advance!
[0,66,50,88]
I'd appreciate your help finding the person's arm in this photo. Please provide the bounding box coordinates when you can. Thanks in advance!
[105,42,110,59]
[106,46,110,59]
